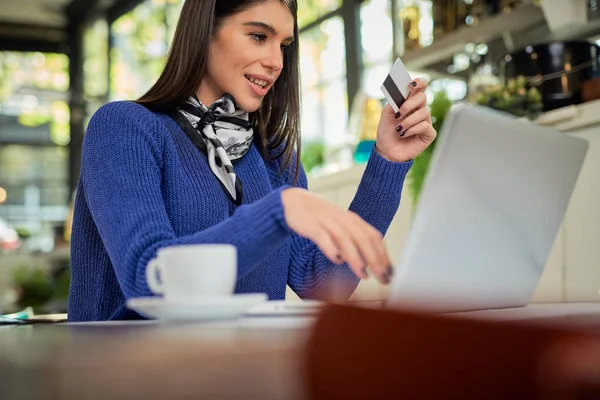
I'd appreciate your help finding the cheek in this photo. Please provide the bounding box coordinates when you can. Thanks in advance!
[230,47,256,72]
[210,45,250,82]
[207,50,228,81]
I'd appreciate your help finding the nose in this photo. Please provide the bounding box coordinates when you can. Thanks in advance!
[262,44,284,73]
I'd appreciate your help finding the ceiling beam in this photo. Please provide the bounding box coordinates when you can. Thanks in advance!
[66,0,103,25]
[107,0,145,23]
[0,37,68,54]
[0,0,67,28]
[0,22,67,43]
[0,22,68,53]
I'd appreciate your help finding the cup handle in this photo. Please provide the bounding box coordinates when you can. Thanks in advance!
[145,258,164,295]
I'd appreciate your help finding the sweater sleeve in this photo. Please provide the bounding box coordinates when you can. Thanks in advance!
[287,145,413,300]
[80,102,292,299]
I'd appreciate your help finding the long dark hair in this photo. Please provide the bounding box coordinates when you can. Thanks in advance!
[136,0,301,183]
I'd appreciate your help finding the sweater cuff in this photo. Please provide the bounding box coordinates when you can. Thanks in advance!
[241,185,295,240]
[270,185,295,235]
[361,144,413,198]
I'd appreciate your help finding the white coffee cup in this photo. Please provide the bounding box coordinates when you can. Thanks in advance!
[145,244,237,302]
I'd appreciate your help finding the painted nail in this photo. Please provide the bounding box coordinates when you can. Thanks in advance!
[411,81,417,87]
[381,273,391,284]
[387,266,394,277]
[395,125,403,132]
[380,271,392,282]
[399,131,406,137]
[393,111,401,119]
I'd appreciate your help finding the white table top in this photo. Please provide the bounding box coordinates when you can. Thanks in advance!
[450,302,600,321]
[60,301,600,330]
[2,302,600,400]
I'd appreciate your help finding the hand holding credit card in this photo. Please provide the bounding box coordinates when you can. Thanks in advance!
[380,57,414,113]
[375,57,437,163]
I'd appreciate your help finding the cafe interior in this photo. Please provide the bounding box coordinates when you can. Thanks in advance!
[1,0,600,398]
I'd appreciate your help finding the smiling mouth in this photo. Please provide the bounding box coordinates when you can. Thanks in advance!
[245,75,269,88]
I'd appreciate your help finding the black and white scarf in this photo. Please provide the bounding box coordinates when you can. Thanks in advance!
[175,94,253,205]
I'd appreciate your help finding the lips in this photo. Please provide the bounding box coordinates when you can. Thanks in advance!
[245,74,274,89]
[243,74,273,98]
[245,75,268,88]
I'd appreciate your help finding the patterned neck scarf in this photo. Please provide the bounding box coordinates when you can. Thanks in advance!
[177,94,253,205]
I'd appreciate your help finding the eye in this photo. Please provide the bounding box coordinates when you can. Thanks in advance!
[250,33,267,44]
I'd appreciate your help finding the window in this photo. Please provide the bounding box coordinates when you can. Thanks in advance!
[361,0,394,99]
[297,0,343,26]
[84,19,109,121]
[0,145,69,207]
[299,17,348,149]
[166,0,184,43]
[0,51,70,231]
[110,1,170,100]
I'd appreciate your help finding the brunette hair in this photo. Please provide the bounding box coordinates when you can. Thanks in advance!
[136,0,301,182]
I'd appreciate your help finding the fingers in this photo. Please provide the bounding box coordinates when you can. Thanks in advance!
[398,120,437,142]
[381,103,396,117]
[311,226,344,265]
[399,92,427,117]
[324,215,369,279]
[347,213,392,283]
[324,211,392,284]
[407,77,429,94]
[284,188,393,284]
[395,108,431,136]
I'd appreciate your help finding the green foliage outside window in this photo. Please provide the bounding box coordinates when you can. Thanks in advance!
[408,89,452,207]
[297,0,343,26]
[0,52,70,145]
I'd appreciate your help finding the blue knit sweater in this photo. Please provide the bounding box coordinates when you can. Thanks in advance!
[67,101,412,321]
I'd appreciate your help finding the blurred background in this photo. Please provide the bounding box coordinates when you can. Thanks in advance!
[1,0,599,314]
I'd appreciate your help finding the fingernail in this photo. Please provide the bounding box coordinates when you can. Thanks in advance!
[395,125,403,132]
[362,267,369,278]
[399,130,406,137]
[381,274,391,284]
[387,266,394,277]
[411,81,417,87]
[393,111,401,119]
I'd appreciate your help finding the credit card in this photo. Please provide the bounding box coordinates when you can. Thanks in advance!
[380,57,413,112]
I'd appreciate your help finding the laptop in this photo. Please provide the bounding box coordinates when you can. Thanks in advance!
[385,103,589,314]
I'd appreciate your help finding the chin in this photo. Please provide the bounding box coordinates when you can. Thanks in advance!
[235,97,262,113]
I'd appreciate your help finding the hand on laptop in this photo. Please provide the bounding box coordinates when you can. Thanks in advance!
[282,188,393,284]
[375,78,437,163]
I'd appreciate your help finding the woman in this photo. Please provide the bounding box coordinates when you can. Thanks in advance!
[67,0,437,321]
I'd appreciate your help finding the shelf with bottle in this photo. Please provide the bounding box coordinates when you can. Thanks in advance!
[398,1,544,70]
[398,1,527,54]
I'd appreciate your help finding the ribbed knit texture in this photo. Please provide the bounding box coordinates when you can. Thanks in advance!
[67,101,413,321]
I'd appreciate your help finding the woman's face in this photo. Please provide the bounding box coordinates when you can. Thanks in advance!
[198,0,295,112]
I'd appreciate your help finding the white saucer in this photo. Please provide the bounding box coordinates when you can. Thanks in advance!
[126,293,268,321]
[245,300,325,316]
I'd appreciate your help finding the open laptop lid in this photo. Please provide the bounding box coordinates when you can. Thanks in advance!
[387,104,588,313]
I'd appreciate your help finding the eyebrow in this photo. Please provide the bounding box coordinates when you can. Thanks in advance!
[242,21,294,42]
